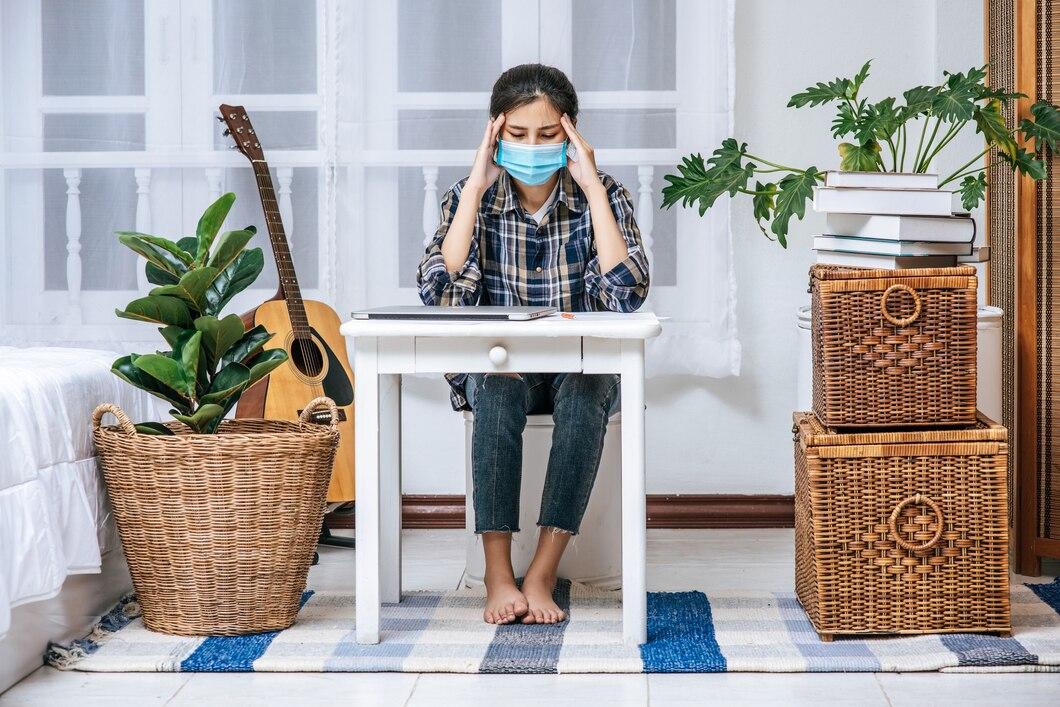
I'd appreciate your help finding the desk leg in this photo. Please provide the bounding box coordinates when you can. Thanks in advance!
[354,337,381,644]
[620,339,648,646]
[379,373,402,604]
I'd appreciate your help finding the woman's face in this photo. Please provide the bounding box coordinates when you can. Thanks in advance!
[500,98,567,145]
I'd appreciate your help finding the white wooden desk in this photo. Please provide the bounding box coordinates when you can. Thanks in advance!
[339,311,662,645]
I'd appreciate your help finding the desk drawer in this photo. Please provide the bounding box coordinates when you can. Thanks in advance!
[414,337,582,373]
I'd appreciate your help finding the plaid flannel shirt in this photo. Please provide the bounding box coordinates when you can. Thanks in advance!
[416,167,650,410]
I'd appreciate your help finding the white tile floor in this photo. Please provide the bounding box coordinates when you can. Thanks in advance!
[3,529,1058,706]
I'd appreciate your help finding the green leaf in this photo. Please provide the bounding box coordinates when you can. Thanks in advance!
[789,76,852,108]
[661,140,753,217]
[134,422,175,436]
[132,352,193,397]
[115,295,193,328]
[999,145,1047,180]
[117,233,193,277]
[931,70,978,123]
[974,84,1025,102]
[245,348,288,389]
[901,85,940,119]
[206,228,255,273]
[194,314,245,373]
[838,141,883,171]
[111,355,191,414]
[856,97,901,143]
[172,330,203,396]
[195,192,236,265]
[149,267,219,315]
[145,261,180,287]
[171,404,225,434]
[158,325,183,350]
[205,248,264,315]
[771,167,821,248]
[752,181,776,224]
[958,172,988,211]
[222,324,275,367]
[1020,101,1060,153]
[850,60,872,96]
[200,362,251,406]
[973,99,1018,159]
[831,102,860,138]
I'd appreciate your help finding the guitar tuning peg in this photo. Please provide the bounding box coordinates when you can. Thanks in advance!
[215,115,225,123]
[254,143,260,148]
[243,141,250,147]
[241,114,248,120]
[248,129,255,135]
[229,145,237,150]
[229,112,237,119]
[222,129,231,137]
[236,127,243,133]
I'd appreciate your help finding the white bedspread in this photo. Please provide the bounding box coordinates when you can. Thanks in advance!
[0,347,164,639]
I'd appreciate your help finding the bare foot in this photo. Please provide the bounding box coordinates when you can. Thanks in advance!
[520,573,565,624]
[484,576,528,625]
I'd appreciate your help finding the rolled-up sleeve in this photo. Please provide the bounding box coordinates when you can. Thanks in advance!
[416,180,484,307]
[583,179,650,312]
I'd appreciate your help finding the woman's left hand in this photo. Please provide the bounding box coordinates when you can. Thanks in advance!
[561,114,601,192]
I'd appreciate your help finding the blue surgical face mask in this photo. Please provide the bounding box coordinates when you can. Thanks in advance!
[495,139,568,186]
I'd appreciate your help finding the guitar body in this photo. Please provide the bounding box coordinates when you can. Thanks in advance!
[237,299,356,503]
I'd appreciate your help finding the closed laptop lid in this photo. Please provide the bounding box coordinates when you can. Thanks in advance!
[351,305,557,321]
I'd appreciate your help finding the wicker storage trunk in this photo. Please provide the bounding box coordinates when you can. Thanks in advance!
[793,411,1010,640]
[92,399,339,636]
[810,264,978,428]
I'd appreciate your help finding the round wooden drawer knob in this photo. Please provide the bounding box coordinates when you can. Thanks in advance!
[488,345,508,366]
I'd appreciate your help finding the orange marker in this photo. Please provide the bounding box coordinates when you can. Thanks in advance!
[561,312,575,319]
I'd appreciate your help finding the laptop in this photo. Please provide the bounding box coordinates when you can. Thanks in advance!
[351,305,557,321]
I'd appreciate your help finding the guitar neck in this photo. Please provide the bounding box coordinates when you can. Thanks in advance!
[251,161,311,337]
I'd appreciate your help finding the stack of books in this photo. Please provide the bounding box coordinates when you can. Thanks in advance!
[811,171,987,269]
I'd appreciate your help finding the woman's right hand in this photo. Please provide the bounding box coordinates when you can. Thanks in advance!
[465,114,505,195]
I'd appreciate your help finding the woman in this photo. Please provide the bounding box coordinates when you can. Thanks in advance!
[417,64,649,626]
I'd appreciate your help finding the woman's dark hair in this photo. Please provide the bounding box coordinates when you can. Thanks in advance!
[489,64,578,120]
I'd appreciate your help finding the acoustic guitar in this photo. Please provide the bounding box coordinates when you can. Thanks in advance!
[219,104,355,503]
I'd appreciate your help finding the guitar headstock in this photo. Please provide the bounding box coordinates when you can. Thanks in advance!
[218,104,264,162]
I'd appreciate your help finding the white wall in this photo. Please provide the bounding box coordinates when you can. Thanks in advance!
[399,0,984,496]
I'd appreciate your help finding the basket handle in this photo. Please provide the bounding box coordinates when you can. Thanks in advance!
[92,403,138,436]
[888,493,945,552]
[299,396,340,430]
[880,283,922,327]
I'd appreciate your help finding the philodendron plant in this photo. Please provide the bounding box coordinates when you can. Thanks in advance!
[661,60,1060,247]
[112,192,287,434]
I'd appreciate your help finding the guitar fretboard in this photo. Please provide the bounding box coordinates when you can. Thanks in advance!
[252,162,311,339]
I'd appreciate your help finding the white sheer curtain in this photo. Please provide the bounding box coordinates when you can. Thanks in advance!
[1,0,737,378]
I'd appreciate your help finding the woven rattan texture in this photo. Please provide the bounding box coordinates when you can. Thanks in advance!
[810,266,978,428]
[1036,0,1059,542]
[93,400,339,636]
[987,0,1019,524]
[793,412,1011,638]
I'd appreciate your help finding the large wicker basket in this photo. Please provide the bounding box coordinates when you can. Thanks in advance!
[810,264,978,428]
[92,398,340,636]
[793,411,1010,640]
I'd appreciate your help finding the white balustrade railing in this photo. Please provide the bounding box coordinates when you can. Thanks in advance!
[63,167,82,324]
[421,166,439,247]
[134,167,152,292]
[277,166,294,245]
[4,149,669,337]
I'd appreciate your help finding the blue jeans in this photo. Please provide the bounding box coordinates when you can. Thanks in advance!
[464,372,620,535]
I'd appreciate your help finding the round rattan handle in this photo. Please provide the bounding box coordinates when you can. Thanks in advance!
[888,493,945,552]
[299,396,340,431]
[92,403,137,436]
[880,283,922,327]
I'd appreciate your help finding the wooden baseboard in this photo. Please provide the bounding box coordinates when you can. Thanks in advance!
[325,494,795,530]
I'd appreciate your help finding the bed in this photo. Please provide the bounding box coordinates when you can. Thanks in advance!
[0,346,163,693]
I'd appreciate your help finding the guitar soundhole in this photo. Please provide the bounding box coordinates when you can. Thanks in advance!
[290,336,325,378]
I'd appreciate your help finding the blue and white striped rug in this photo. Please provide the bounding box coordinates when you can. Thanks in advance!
[46,578,1060,673]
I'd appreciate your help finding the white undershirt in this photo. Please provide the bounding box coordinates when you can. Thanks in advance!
[529,181,560,224]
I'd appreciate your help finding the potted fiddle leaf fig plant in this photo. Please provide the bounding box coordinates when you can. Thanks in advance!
[661,60,1060,247]
[111,191,286,433]
[92,192,339,636]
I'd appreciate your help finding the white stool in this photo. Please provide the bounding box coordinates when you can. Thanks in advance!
[462,410,623,589]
